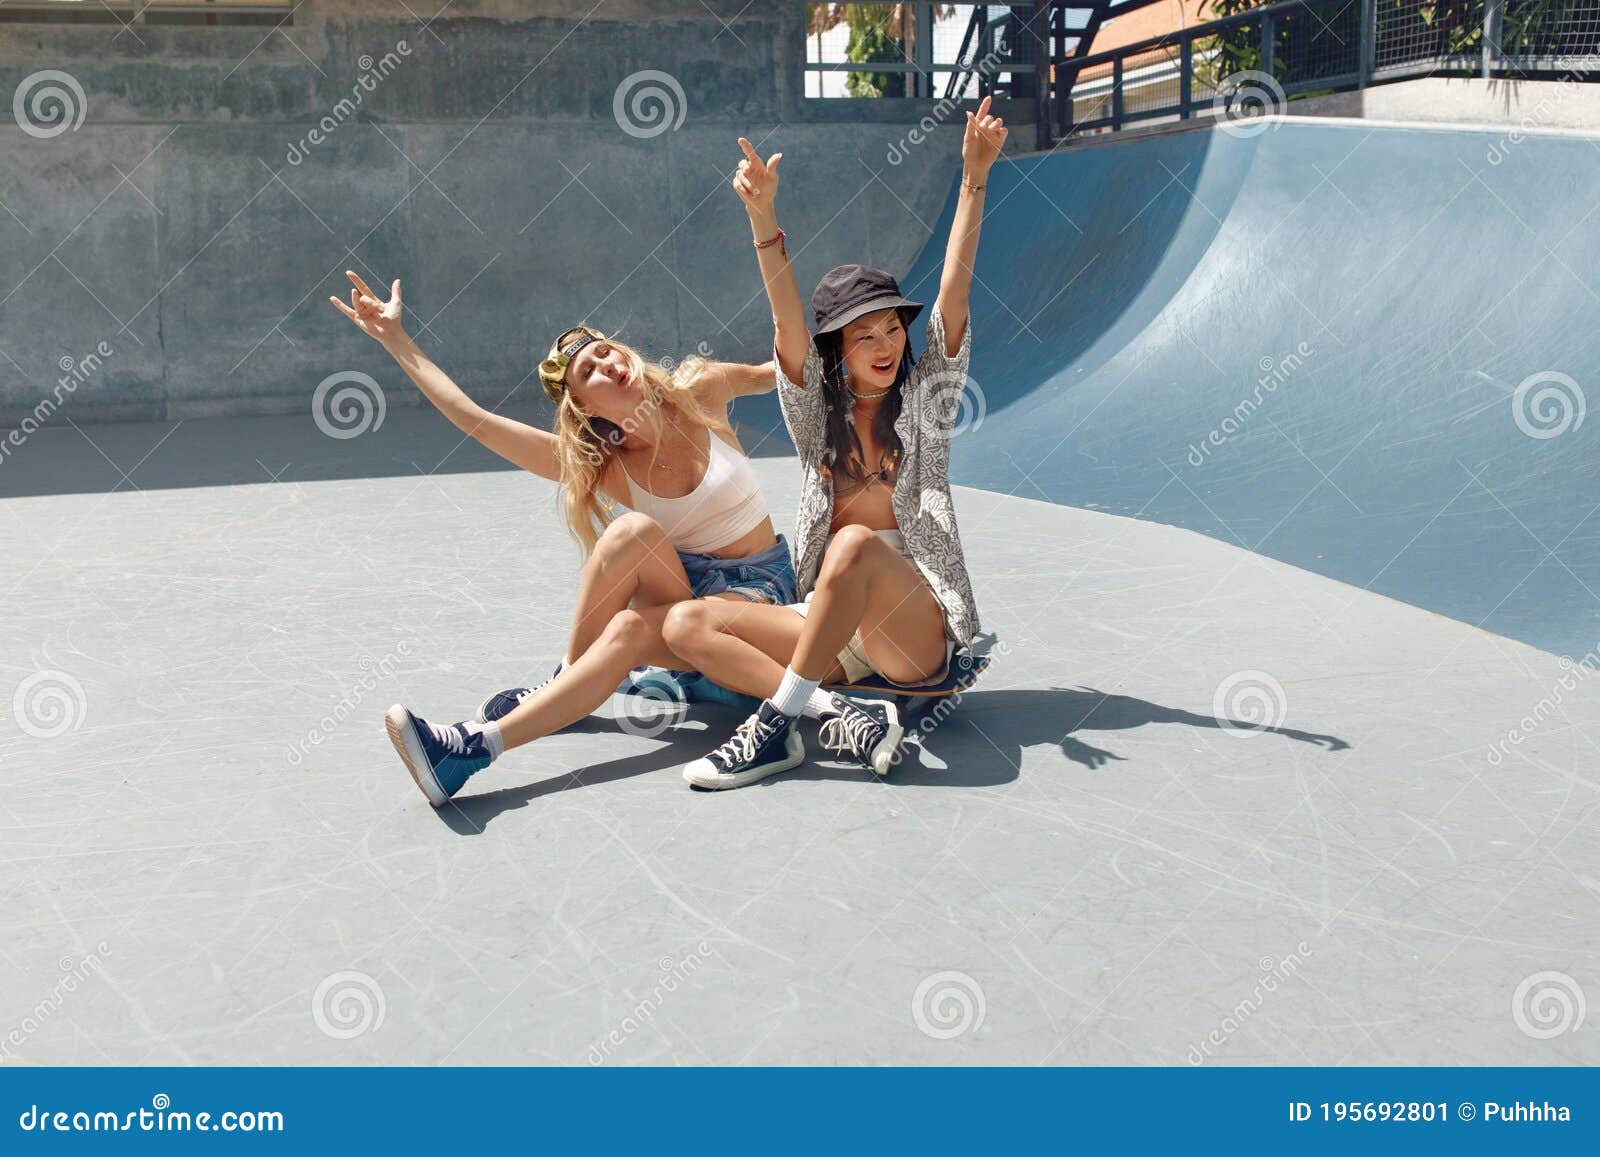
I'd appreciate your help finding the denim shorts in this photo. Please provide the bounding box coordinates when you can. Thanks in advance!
[677,534,797,605]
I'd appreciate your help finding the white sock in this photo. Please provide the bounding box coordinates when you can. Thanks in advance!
[770,667,820,717]
[475,720,504,761]
[801,688,836,720]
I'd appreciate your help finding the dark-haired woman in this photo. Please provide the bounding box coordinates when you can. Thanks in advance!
[662,99,1006,789]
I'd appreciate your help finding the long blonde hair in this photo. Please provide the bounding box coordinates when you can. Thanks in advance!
[543,327,732,555]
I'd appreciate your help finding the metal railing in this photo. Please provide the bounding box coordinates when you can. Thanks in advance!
[942,4,1039,98]
[1056,0,1600,137]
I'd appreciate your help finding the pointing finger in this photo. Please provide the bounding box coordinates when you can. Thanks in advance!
[345,270,378,301]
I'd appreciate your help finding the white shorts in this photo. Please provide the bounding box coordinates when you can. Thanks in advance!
[787,529,953,686]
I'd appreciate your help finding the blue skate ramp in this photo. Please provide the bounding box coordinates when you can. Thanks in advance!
[900,119,1600,659]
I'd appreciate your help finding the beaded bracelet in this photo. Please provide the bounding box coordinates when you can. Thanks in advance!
[754,228,786,253]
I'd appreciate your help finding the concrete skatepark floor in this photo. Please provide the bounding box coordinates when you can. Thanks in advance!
[3,410,1597,1065]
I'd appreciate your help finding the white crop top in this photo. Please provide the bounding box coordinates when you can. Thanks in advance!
[620,432,770,554]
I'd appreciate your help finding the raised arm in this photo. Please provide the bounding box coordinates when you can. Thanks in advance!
[329,271,563,482]
[935,96,1008,358]
[700,359,780,407]
[733,138,810,385]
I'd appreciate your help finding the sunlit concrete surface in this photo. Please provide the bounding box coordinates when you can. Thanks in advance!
[2,411,1596,1065]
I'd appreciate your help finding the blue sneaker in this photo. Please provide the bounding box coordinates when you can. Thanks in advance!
[474,662,563,724]
[385,704,494,806]
[683,701,804,790]
[818,693,903,776]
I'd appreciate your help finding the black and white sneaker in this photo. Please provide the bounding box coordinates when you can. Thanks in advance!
[475,662,563,724]
[683,701,804,790]
[818,694,903,776]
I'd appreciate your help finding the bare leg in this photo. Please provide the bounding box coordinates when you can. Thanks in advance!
[565,512,692,663]
[791,525,948,685]
[495,604,673,749]
[664,599,843,700]
[497,590,760,751]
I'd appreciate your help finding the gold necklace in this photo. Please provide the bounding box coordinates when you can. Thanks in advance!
[849,385,890,402]
[630,423,703,475]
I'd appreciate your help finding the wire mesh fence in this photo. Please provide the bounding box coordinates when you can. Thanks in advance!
[1372,0,1482,71]
[1058,0,1600,136]
[799,3,1600,123]
[1501,0,1600,61]
[803,3,1040,99]
[1362,0,1598,74]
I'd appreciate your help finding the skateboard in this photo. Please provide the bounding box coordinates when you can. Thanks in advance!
[623,646,991,724]
[822,647,990,723]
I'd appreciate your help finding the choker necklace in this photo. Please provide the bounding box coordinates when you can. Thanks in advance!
[849,385,891,402]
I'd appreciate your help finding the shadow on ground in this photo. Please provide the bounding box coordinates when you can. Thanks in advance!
[437,686,1350,833]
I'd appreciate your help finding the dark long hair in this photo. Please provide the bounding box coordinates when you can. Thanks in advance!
[815,308,917,486]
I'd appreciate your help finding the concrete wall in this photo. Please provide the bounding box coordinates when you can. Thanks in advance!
[0,2,1022,427]
[1288,75,1600,131]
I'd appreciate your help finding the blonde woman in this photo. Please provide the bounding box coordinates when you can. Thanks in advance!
[329,271,794,806]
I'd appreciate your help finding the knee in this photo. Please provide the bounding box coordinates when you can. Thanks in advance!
[595,511,664,563]
[662,599,720,654]
[600,608,654,654]
[817,523,879,584]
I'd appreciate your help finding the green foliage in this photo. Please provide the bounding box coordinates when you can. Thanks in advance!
[845,6,907,98]
[1196,0,1364,94]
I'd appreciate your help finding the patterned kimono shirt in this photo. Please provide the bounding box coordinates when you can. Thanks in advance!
[774,302,981,648]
